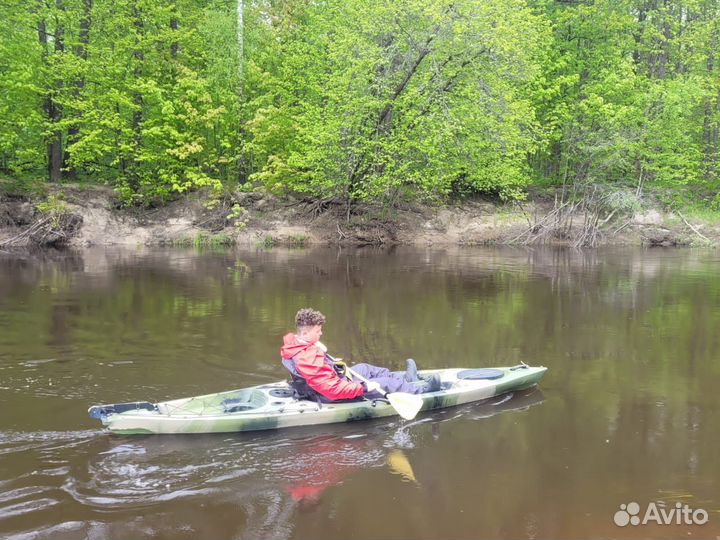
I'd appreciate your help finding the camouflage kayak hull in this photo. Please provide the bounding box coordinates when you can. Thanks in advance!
[88,365,547,435]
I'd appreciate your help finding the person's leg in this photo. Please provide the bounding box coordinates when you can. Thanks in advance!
[352,363,441,397]
[349,363,393,379]
[353,360,424,383]
[373,375,424,394]
[404,358,420,382]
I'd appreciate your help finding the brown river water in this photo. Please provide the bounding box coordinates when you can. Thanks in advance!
[0,246,719,539]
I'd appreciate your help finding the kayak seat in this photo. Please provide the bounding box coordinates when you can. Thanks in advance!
[457,368,505,380]
[281,361,365,405]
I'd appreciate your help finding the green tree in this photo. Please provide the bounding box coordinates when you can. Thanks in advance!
[244,0,551,208]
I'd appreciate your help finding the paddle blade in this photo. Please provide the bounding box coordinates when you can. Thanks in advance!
[387,392,424,420]
[387,450,418,484]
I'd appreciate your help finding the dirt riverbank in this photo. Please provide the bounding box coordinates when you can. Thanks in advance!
[1,185,718,249]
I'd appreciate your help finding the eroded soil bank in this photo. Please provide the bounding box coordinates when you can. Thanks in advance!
[1,185,718,249]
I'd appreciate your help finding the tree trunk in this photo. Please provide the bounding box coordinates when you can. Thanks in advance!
[703,26,719,181]
[633,2,647,68]
[171,18,178,58]
[237,0,243,87]
[129,2,144,190]
[65,0,92,179]
[77,0,91,60]
[236,0,247,183]
[345,28,439,200]
[116,103,125,177]
[656,0,672,79]
[38,8,63,183]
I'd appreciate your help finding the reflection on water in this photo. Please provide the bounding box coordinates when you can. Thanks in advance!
[1,389,542,539]
[1,246,720,538]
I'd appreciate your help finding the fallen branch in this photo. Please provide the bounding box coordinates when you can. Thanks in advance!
[0,217,52,247]
[0,213,82,248]
[514,200,533,228]
[677,211,710,243]
[507,200,572,244]
[598,208,618,227]
[612,219,632,236]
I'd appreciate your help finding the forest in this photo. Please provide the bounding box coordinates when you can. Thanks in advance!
[1,0,718,210]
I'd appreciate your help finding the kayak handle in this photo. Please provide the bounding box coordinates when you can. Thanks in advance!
[510,363,530,371]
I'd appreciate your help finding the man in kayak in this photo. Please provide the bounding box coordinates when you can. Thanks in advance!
[280,308,441,402]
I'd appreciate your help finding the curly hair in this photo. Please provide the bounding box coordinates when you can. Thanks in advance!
[295,308,326,329]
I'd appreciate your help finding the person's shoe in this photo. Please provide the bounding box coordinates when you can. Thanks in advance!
[421,375,442,393]
[404,358,420,382]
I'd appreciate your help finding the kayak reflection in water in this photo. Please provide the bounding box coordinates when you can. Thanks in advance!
[280,389,547,507]
[281,435,415,508]
[280,308,441,402]
[283,435,377,507]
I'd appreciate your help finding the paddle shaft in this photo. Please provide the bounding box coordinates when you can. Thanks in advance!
[346,366,388,397]
[320,344,423,420]
[324,351,388,397]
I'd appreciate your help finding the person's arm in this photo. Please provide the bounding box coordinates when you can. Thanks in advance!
[294,347,364,400]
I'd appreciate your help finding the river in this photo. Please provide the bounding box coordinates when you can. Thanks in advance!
[0,246,718,539]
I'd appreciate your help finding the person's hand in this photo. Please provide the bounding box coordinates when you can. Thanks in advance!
[364,381,382,394]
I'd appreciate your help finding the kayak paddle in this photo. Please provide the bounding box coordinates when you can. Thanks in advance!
[387,449,418,484]
[317,342,424,420]
[346,365,424,420]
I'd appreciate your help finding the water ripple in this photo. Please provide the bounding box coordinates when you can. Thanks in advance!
[0,402,518,536]
[0,430,99,456]
[0,497,62,519]
[0,486,57,505]
[5,521,87,540]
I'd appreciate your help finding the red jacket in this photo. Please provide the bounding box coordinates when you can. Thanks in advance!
[280,333,364,401]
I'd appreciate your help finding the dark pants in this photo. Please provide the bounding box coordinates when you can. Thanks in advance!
[350,363,423,397]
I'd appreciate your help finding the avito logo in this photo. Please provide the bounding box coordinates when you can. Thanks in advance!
[614,501,709,527]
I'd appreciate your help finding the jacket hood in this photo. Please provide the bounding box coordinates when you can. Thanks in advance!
[280,333,314,360]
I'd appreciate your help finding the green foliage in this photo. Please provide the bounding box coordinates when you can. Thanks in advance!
[226,203,247,230]
[35,193,70,228]
[1,0,719,206]
[243,0,549,202]
[257,235,275,249]
[226,203,243,220]
[286,234,308,246]
[530,0,720,195]
[174,232,235,248]
[0,0,241,205]
[0,5,45,175]
[0,176,47,197]
[35,194,68,216]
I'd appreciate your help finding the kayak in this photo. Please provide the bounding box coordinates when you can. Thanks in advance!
[88,364,547,435]
[89,365,547,435]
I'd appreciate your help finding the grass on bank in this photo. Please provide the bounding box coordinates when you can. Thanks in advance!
[257,235,276,248]
[255,234,309,249]
[173,232,235,248]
